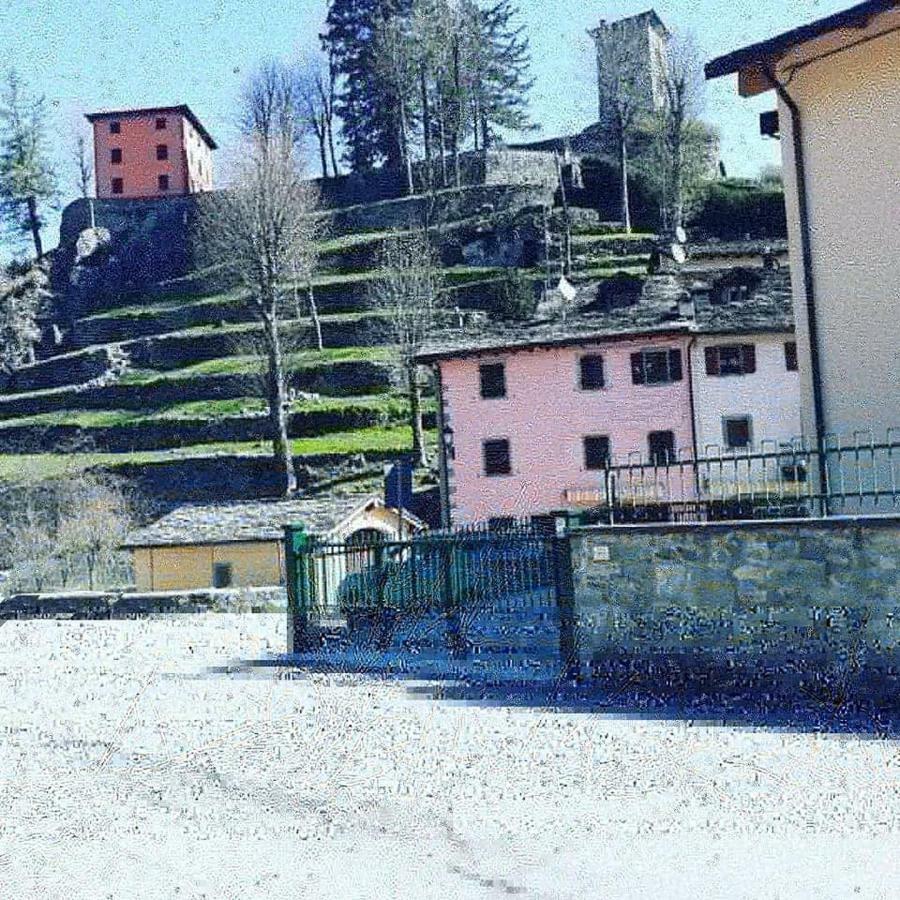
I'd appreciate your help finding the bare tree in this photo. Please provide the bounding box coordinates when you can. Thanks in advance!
[299,51,341,179]
[594,31,653,234]
[196,131,320,495]
[372,230,445,467]
[239,60,304,147]
[0,260,47,370]
[653,32,706,233]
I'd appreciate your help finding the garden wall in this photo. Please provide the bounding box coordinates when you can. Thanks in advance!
[571,517,900,700]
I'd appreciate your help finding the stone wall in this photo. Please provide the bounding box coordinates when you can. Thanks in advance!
[571,518,900,698]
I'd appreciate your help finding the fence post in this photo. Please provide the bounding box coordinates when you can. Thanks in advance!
[284,524,313,654]
[442,541,464,657]
[553,519,579,681]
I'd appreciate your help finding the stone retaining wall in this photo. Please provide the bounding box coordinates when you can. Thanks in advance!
[571,517,900,697]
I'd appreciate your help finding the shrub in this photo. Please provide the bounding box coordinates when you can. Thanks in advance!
[495,269,538,320]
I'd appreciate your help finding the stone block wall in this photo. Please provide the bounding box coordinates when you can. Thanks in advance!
[571,518,900,694]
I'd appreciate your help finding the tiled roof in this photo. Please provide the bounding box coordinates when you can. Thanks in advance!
[86,104,217,149]
[123,493,397,548]
[417,267,794,362]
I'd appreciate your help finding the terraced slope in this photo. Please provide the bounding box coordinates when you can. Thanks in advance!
[0,192,651,500]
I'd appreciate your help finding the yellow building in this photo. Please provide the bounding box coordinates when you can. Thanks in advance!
[124,494,423,592]
[706,0,900,445]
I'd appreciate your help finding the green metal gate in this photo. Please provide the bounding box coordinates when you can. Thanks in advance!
[285,520,576,667]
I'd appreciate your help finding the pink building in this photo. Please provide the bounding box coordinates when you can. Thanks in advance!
[86,104,216,200]
[419,260,800,525]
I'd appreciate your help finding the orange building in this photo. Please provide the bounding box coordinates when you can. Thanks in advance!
[86,104,216,200]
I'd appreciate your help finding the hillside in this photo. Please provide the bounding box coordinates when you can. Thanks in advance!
[0,176,653,504]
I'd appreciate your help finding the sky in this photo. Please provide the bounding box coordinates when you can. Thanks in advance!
[1,0,852,256]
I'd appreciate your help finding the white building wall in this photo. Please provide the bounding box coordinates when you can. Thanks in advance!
[691,332,802,454]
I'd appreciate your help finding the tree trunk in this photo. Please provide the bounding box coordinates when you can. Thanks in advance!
[671,124,684,233]
[399,99,414,196]
[408,362,427,468]
[436,89,448,188]
[26,196,42,259]
[307,279,323,351]
[619,133,632,235]
[327,121,340,178]
[420,67,432,190]
[263,313,297,496]
[316,133,329,179]
[451,41,462,188]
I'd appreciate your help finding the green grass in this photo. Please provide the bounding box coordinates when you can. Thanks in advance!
[118,346,395,385]
[0,425,434,482]
[571,230,656,244]
[0,392,425,431]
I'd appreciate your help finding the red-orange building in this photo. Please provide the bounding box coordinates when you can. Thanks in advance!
[86,104,216,200]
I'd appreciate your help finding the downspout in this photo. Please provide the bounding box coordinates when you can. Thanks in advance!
[433,364,452,529]
[764,65,830,515]
[685,335,701,498]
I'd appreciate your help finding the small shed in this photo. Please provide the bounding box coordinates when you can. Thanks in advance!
[123,494,423,592]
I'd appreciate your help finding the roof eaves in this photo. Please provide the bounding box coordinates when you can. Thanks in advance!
[85,104,218,149]
[704,0,895,80]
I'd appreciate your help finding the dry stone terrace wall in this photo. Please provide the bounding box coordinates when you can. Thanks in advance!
[571,518,900,700]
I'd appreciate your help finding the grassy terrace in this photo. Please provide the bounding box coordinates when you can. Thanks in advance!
[0,425,433,482]
[117,346,395,385]
[0,392,427,431]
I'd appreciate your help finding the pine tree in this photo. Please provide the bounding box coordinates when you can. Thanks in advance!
[0,71,58,259]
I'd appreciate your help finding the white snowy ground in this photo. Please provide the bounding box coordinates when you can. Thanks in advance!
[0,616,899,900]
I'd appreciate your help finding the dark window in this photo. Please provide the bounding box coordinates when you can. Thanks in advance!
[631,349,683,385]
[158,174,169,191]
[724,416,753,449]
[212,562,233,589]
[110,147,122,164]
[156,144,169,161]
[648,431,676,466]
[579,354,605,390]
[583,435,611,470]
[705,344,756,377]
[155,116,167,130]
[111,178,123,195]
[109,120,121,134]
[785,341,798,372]
[781,463,807,483]
[483,439,511,476]
[479,363,506,399]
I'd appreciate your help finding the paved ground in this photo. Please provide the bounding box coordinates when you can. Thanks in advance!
[1,615,899,899]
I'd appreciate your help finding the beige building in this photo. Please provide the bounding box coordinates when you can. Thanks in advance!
[124,494,422,592]
[706,0,900,447]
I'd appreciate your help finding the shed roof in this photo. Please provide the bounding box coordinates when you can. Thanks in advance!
[417,265,794,363]
[86,104,218,149]
[123,493,419,549]
[705,0,897,81]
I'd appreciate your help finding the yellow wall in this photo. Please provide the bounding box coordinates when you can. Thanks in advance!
[133,541,284,591]
[776,10,900,440]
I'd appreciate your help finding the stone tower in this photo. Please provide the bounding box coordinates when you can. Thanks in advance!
[588,9,669,123]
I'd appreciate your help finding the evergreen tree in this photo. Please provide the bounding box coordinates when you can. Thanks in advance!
[0,71,58,259]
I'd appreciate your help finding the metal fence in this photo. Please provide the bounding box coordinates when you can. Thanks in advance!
[596,429,900,525]
[285,518,575,658]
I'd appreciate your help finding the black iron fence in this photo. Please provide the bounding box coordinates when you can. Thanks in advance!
[595,429,900,525]
[285,518,576,663]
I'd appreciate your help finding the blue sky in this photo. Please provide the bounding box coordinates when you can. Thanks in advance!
[2,0,850,255]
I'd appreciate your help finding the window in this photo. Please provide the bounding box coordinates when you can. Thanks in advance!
[784,341,798,372]
[583,435,611,471]
[110,147,122,164]
[705,344,756,377]
[109,120,121,134]
[212,562,233,589]
[579,354,605,390]
[483,439,511,476]
[111,178,123,195]
[648,431,676,466]
[158,174,169,191]
[479,363,506,399]
[723,416,753,449]
[155,116,167,130]
[631,349,683,385]
[156,144,168,161]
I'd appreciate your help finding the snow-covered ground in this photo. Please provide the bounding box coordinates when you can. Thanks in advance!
[0,615,898,899]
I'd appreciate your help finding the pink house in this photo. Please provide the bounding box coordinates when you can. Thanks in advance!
[419,261,801,525]
[87,104,216,200]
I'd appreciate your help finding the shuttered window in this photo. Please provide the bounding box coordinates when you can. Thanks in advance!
[483,439,512,476]
[583,435,611,470]
[631,349,683,385]
[704,344,756,377]
[479,363,506,399]
[579,354,605,390]
[784,341,798,371]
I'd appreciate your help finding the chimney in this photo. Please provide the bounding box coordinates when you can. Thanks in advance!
[384,459,413,513]
[678,292,695,320]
